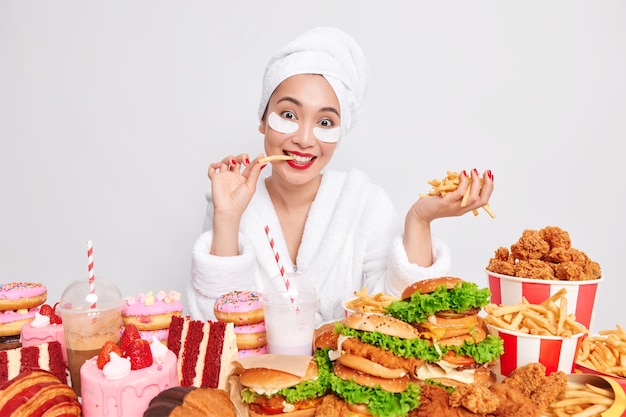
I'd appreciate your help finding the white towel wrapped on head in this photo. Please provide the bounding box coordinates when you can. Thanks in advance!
[258,27,369,137]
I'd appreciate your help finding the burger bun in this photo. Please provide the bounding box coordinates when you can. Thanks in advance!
[401,277,463,299]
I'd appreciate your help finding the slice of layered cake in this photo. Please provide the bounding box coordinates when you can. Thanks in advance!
[167,316,237,390]
[0,340,67,384]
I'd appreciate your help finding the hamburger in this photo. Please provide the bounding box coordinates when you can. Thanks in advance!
[384,276,504,386]
[326,313,422,417]
[239,356,329,416]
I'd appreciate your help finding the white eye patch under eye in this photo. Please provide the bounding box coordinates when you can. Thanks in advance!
[313,127,341,143]
[268,112,298,134]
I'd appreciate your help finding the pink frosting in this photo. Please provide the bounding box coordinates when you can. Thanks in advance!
[0,308,37,324]
[20,321,67,363]
[238,345,268,358]
[214,290,262,313]
[138,328,169,342]
[122,290,183,316]
[80,349,178,417]
[0,282,46,300]
[234,322,266,334]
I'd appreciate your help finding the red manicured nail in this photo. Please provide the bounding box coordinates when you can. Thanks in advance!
[231,159,237,165]
[462,170,467,178]
[487,170,494,180]
[245,158,250,165]
[473,168,479,175]
[260,164,267,170]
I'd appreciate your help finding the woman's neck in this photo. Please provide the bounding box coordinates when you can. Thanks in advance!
[265,173,322,212]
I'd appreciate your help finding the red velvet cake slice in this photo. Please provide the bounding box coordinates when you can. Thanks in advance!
[0,340,67,384]
[167,315,237,390]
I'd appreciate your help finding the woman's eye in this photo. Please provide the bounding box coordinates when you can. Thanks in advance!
[319,118,333,128]
[281,111,296,120]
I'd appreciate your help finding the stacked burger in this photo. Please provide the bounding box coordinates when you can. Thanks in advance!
[385,277,504,387]
[315,276,504,417]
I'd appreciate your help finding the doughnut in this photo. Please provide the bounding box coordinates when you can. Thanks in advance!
[0,282,47,311]
[234,321,267,350]
[0,308,37,337]
[121,290,183,331]
[237,344,268,358]
[214,290,264,325]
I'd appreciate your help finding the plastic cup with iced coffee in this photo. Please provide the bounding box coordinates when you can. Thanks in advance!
[57,276,122,396]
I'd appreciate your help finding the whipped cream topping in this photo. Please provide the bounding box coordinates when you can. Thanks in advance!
[150,336,168,361]
[103,352,131,380]
[30,312,50,328]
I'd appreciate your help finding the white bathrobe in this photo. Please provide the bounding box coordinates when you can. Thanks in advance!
[187,168,451,325]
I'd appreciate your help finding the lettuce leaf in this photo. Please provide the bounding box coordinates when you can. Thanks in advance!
[385,281,491,323]
[335,323,503,364]
[329,373,421,417]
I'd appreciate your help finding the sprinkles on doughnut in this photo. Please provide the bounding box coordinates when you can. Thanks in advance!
[213,290,264,325]
[0,282,47,311]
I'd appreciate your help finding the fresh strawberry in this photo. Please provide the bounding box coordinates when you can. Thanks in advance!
[49,312,62,324]
[38,304,53,317]
[123,339,153,370]
[119,324,141,352]
[97,340,123,370]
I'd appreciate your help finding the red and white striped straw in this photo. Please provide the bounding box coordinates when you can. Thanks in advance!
[87,240,96,308]
[264,225,294,302]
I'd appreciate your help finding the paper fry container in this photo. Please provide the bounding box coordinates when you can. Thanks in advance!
[486,270,603,330]
[487,324,585,378]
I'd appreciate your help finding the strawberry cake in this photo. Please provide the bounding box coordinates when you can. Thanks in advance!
[80,325,178,417]
[122,290,183,344]
[20,303,66,363]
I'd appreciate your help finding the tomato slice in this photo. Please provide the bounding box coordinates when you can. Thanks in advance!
[259,405,284,415]
[443,351,476,366]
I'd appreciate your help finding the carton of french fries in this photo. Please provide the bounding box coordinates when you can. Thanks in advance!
[484,289,589,378]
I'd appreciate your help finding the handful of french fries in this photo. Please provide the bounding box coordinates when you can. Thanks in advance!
[546,380,616,417]
[484,288,588,337]
[577,324,626,378]
[419,170,496,218]
[343,287,398,315]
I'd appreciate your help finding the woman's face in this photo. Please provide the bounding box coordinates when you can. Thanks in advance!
[259,74,340,186]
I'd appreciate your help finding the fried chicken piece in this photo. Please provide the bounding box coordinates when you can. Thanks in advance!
[555,261,587,281]
[514,259,556,280]
[503,362,546,397]
[584,260,602,280]
[413,384,483,417]
[539,226,571,250]
[486,258,516,276]
[529,371,567,411]
[450,383,499,415]
[489,383,540,417]
[341,337,424,372]
[314,394,351,417]
[510,230,550,261]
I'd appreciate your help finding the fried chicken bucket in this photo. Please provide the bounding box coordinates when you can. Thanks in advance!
[487,324,586,378]
[486,270,603,330]
[485,225,603,330]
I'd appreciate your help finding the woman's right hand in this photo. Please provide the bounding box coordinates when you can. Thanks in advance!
[207,153,266,220]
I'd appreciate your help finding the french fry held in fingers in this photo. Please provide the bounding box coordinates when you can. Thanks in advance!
[258,154,295,163]
[545,381,615,417]
[483,289,589,337]
[577,324,626,377]
[419,170,496,218]
[344,287,399,314]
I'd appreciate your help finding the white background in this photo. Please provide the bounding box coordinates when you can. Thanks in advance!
[1,1,624,332]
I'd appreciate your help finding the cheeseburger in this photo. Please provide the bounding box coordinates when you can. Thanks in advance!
[239,357,329,416]
[328,313,422,417]
[385,277,504,386]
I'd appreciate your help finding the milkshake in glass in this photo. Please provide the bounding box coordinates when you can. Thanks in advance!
[57,277,122,396]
